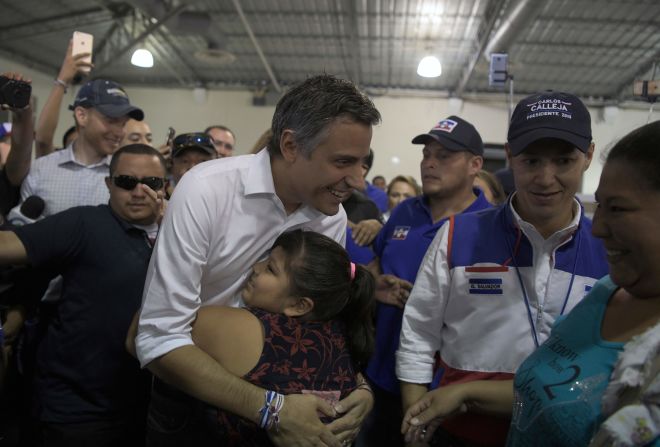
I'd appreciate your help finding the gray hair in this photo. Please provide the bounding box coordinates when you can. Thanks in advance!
[269,74,381,158]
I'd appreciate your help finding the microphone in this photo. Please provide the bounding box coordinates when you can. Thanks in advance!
[7,196,46,226]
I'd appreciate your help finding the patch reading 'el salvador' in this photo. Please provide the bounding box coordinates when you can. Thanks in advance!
[469,278,503,295]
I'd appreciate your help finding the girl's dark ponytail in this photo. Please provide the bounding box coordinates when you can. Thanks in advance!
[338,264,375,370]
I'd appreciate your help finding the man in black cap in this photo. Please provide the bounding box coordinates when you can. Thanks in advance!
[169,132,217,187]
[397,92,608,446]
[17,78,144,216]
[359,115,491,446]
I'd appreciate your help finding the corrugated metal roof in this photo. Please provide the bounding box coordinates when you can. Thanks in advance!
[0,0,657,102]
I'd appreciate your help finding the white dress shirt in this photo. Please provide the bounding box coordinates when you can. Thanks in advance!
[136,149,347,366]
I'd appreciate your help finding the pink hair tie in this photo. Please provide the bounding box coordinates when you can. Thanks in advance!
[350,262,356,281]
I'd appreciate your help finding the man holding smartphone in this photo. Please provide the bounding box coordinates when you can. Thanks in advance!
[17,78,144,217]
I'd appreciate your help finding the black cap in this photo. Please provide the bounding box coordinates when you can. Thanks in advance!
[412,116,484,155]
[70,79,144,121]
[171,133,216,158]
[508,91,592,156]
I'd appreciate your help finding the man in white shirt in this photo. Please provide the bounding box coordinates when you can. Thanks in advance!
[136,74,381,447]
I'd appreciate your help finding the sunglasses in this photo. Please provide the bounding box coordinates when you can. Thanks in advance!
[111,175,165,191]
[172,133,214,152]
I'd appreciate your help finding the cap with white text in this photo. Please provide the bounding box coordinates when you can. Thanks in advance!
[507,91,591,155]
[70,79,144,121]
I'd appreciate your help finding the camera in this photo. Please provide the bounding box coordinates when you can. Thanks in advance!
[0,76,31,109]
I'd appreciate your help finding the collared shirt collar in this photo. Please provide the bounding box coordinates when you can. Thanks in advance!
[58,143,111,169]
[244,148,276,196]
[508,192,581,246]
[108,203,159,240]
[244,148,328,220]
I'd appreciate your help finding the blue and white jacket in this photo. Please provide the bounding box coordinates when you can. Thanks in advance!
[397,198,608,383]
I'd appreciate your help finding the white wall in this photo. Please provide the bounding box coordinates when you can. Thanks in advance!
[2,55,657,194]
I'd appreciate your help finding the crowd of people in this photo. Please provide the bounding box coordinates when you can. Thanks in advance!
[0,38,657,447]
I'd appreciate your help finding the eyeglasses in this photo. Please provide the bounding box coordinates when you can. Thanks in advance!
[111,175,165,191]
[173,133,214,152]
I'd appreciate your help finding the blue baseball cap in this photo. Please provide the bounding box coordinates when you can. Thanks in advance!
[70,79,144,121]
[508,91,592,155]
[412,115,484,156]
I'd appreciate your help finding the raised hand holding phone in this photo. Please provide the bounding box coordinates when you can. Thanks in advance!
[72,31,93,74]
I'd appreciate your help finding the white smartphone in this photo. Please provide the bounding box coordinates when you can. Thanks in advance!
[72,31,93,73]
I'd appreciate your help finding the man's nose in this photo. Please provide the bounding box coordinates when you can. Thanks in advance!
[346,164,366,190]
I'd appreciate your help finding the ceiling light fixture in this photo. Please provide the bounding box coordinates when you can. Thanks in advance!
[131,49,154,68]
[417,55,442,78]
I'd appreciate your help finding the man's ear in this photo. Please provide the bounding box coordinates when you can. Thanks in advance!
[279,129,299,163]
[104,176,112,193]
[583,142,595,171]
[74,106,88,128]
[469,155,483,175]
[504,143,514,165]
[283,296,314,317]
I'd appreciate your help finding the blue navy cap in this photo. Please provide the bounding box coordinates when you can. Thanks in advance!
[412,115,484,156]
[508,91,591,155]
[70,79,143,121]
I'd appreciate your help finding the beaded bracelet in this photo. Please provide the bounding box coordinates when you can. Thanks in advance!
[258,390,285,432]
[54,78,68,93]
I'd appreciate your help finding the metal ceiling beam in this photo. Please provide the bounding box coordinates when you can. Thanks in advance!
[93,4,187,75]
[453,0,508,96]
[0,47,58,74]
[515,41,655,52]
[93,21,122,58]
[0,17,114,42]
[144,33,192,86]
[152,27,206,85]
[0,6,106,32]
[343,0,362,85]
[482,0,538,59]
[230,0,282,93]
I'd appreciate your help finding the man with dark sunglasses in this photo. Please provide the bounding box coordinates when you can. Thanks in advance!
[0,144,166,446]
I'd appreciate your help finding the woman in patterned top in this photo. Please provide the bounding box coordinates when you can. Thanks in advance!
[192,229,375,446]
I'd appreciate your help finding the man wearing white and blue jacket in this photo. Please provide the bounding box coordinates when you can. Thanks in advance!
[398,91,608,447]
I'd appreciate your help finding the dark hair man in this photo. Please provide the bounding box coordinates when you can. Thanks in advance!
[137,74,381,446]
[0,145,166,446]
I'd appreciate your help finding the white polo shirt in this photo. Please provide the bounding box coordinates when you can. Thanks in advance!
[136,149,347,366]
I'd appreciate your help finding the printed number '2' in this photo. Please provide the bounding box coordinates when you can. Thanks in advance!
[542,365,581,400]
